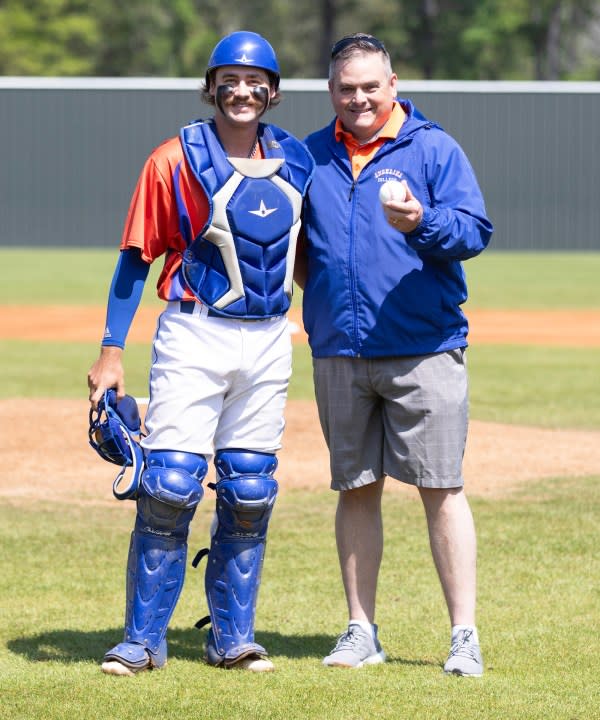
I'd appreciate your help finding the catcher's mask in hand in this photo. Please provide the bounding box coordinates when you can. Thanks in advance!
[88,389,144,500]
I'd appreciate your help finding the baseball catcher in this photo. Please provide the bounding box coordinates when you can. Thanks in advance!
[87,30,314,676]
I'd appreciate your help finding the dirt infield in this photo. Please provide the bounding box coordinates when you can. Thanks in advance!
[2,397,600,506]
[1,306,599,505]
[2,305,600,346]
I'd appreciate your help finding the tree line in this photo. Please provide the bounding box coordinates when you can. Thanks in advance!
[1,0,599,80]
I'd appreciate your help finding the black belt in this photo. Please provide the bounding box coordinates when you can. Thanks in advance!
[179,301,282,323]
[179,301,198,314]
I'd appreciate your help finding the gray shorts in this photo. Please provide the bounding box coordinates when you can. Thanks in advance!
[313,349,468,491]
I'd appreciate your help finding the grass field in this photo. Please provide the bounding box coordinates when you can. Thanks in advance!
[1,249,599,719]
[2,249,600,427]
[2,481,599,719]
[3,248,600,309]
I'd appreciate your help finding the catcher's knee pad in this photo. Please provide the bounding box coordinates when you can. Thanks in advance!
[136,450,207,539]
[124,450,207,659]
[204,450,278,666]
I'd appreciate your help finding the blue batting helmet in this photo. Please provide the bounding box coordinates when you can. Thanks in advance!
[206,31,280,88]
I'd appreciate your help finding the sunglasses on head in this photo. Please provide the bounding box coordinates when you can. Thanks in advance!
[330,34,387,59]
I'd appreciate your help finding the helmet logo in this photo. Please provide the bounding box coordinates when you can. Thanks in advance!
[236,53,253,64]
[249,200,277,218]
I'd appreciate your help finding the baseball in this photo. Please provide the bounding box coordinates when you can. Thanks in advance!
[379,179,406,204]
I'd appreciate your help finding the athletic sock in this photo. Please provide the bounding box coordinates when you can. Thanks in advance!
[451,624,479,644]
[349,619,376,639]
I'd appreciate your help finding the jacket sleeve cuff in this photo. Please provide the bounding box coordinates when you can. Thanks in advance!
[405,206,434,239]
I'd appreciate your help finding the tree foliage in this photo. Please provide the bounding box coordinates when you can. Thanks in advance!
[0,0,598,79]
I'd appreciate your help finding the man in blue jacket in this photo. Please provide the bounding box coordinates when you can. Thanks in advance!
[295,33,493,676]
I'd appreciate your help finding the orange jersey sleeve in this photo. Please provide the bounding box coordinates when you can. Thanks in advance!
[120,136,210,301]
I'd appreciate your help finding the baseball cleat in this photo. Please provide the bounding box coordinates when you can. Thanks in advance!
[101,659,138,677]
[230,655,275,672]
[101,641,162,676]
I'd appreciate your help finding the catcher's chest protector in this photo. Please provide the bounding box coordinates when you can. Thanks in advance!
[178,120,313,319]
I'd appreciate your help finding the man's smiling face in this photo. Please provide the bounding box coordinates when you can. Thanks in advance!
[329,51,397,143]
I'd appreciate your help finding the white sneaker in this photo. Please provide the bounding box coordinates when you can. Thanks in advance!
[443,629,484,677]
[323,623,386,668]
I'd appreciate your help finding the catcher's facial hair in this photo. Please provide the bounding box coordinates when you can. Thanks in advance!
[216,84,270,118]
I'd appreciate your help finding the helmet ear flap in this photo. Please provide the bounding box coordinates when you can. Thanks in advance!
[112,393,141,433]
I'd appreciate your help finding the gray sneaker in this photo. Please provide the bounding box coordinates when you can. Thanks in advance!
[323,623,386,668]
[443,629,484,677]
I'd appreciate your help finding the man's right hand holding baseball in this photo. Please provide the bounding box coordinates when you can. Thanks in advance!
[383,182,424,233]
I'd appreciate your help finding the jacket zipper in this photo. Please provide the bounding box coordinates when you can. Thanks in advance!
[344,132,420,355]
[347,175,361,356]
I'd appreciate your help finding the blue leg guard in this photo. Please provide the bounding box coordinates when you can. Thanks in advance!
[103,450,207,672]
[204,450,278,667]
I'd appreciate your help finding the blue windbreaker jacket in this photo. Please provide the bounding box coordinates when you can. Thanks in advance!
[302,99,493,358]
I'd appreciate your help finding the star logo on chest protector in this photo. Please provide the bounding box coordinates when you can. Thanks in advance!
[249,200,277,218]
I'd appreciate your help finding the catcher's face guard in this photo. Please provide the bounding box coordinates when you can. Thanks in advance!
[88,389,144,500]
